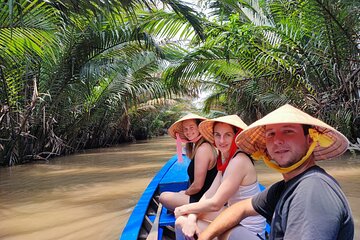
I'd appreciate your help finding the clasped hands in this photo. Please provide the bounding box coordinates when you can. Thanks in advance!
[175,206,201,239]
[176,215,200,240]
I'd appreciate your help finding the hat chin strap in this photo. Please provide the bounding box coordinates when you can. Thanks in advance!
[251,128,334,174]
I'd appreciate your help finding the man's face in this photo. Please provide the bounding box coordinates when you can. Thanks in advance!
[265,123,311,168]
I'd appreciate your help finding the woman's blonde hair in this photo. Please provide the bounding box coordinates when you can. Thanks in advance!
[186,137,206,159]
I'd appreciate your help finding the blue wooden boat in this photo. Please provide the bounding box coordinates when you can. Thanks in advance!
[120,155,269,240]
[120,155,190,240]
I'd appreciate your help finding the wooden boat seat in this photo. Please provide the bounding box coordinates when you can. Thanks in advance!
[158,155,190,194]
[146,206,176,239]
[159,207,175,226]
[147,206,176,227]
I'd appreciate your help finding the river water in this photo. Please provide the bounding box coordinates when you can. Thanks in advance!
[0,135,359,240]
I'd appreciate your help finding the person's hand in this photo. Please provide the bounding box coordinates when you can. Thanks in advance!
[174,205,187,218]
[181,217,200,239]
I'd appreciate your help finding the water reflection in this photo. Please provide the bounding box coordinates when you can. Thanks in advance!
[0,136,359,239]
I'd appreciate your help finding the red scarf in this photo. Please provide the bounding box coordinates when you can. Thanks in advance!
[216,130,242,173]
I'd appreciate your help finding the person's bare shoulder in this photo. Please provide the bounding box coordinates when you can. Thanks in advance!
[231,152,253,167]
[227,152,257,180]
[197,141,214,152]
[196,142,216,159]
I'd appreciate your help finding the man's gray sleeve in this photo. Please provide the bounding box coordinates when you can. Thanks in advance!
[252,181,283,223]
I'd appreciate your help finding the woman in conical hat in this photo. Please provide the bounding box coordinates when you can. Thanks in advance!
[174,115,266,240]
[198,104,353,240]
[159,113,218,210]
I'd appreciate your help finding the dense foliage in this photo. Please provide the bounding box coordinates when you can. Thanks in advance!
[0,0,359,166]
[165,0,359,137]
[0,0,203,165]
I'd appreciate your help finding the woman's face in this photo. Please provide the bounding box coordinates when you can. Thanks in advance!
[213,123,235,154]
[182,119,200,141]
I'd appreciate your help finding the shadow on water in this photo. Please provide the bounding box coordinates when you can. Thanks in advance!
[0,135,359,240]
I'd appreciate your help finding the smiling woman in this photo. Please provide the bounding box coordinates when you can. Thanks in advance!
[174,115,266,240]
[159,113,218,210]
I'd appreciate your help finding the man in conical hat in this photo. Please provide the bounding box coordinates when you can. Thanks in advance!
[199,104,354,240]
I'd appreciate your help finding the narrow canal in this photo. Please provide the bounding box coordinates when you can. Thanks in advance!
[0,135,359,239]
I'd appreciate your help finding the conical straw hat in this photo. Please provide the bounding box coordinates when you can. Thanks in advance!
[235,104,349,161]
[168,113,206,140]
[199,115,248,144]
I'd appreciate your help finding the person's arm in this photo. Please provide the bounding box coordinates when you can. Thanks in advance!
[185,143,215,195]
[198,198,258,240]
[175,172,222,218]
[176,153,252,216]
[174,175,222,238]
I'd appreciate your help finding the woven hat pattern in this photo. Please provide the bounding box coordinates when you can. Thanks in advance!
[168,113,206,140]
[199,115,248,144]
[235,104,349,161]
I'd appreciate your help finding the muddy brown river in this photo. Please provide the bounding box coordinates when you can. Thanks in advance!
[0,136,359,239]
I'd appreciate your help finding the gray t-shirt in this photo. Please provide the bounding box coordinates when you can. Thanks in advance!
[252,166,354,240]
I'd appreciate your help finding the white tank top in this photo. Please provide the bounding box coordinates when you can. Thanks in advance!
[225,180,266,236]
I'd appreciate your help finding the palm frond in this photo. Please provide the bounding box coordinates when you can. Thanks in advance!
[161,0,205,40]
[138,10,199,40]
